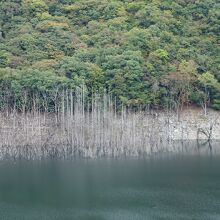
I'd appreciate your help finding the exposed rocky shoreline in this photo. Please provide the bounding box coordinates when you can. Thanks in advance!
[160,108,220,140]
[0,108,219,159]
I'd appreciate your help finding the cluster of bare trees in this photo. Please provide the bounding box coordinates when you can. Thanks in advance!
[0,87,218,160]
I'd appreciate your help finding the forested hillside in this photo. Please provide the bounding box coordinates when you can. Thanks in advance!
[0,0,219,111]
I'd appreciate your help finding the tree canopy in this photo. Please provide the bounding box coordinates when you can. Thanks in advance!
[0,0,219,111]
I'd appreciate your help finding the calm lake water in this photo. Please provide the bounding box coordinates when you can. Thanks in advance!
[0,154,220,219]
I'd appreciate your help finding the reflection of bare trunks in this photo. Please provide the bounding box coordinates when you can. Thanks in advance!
[197,140,213,156]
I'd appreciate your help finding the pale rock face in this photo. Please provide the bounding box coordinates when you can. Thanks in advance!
[165,108,220,140]
[0,108,219,159]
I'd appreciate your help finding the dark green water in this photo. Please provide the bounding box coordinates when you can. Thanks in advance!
[0,155,220,220]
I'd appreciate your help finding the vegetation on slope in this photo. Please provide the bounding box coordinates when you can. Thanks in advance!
[0,0,219,111]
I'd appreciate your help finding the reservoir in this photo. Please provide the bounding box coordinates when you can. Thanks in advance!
[0,150,220,219]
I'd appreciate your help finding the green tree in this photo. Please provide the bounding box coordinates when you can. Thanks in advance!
[197,72,220,114]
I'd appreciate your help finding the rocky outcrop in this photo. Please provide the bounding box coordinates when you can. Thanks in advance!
[161,108,220,140]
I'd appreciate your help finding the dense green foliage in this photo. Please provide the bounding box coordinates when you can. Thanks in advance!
[0,0,219,111]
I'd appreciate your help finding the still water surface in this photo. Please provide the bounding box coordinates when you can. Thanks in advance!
[0,154,220,220]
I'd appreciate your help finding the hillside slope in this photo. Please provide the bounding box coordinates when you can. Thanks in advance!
[0,0,219,111]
